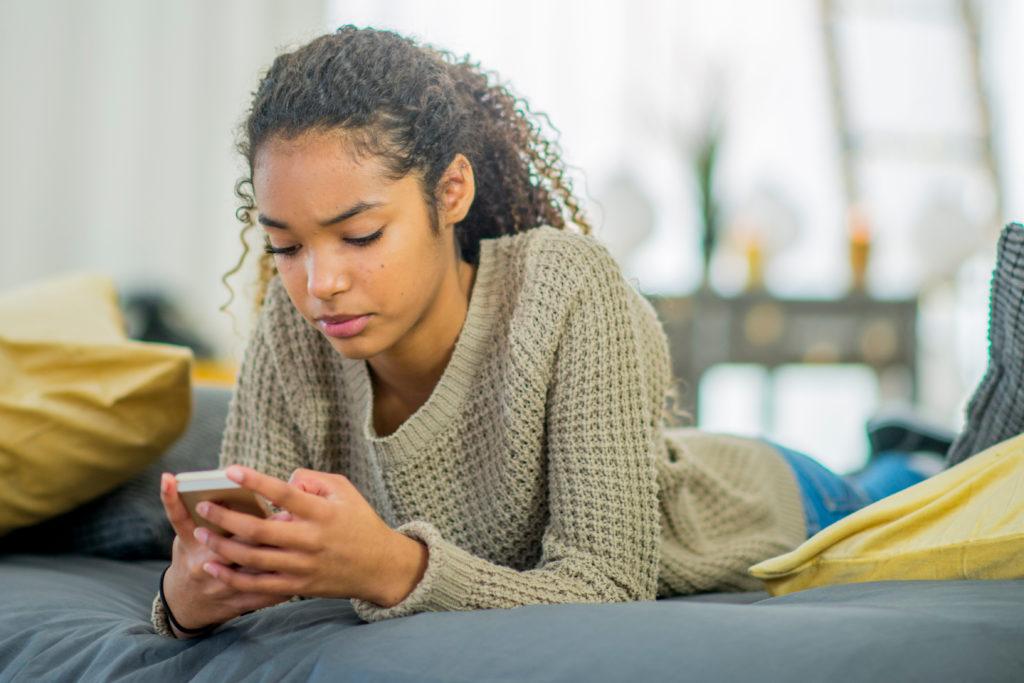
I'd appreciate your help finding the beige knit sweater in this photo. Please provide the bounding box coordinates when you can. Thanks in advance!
[152,225,806,637]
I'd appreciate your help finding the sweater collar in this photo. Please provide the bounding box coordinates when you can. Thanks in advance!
[340,237,500,463]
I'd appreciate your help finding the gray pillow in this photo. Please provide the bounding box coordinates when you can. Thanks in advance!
[0,385,230,560]
[946,221,1024,467]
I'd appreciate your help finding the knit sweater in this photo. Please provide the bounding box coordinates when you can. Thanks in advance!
[151,225,805,637]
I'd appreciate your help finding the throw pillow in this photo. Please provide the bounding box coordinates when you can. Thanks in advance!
[749,431,1024,595]
[0,385,228,559]
[0,272,192,536]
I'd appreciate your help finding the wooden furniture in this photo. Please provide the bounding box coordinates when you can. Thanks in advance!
[647,287,918,422]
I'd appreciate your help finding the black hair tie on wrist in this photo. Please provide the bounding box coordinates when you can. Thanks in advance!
[159,565,218,637]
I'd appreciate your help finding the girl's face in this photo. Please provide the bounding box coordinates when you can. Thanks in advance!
[252,128,462,360]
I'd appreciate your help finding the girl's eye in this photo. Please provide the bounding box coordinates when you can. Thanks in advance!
[261,227,384,257]
[262,238,299,257]
[345,227,384,247]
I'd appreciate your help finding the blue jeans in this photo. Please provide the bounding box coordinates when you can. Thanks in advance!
[768,441,931,538]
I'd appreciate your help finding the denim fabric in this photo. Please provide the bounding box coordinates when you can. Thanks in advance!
[767,441,929,538]
[849,452,934,502]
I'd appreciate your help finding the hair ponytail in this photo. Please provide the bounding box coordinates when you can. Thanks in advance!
[443,58,590,262]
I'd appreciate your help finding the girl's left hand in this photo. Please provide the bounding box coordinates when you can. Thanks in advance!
[191,465,403,605]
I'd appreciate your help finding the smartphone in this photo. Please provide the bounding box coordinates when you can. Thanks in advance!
[175,469,274,537]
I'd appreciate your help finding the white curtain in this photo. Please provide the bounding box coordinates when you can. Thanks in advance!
[0,0,327,361]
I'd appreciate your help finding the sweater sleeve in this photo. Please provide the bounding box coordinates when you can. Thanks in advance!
[349,243,664,622]
[151,283,310,637]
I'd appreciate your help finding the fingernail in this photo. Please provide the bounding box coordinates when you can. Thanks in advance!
[193,527,208,542]
[197,502,210,515]
[160,475,169,494]
[203,562,218,577]
[226,467,243,483]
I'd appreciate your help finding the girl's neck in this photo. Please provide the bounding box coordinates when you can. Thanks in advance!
[366,258,477,416]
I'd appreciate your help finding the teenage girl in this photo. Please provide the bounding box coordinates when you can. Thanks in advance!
[152,25,940,639]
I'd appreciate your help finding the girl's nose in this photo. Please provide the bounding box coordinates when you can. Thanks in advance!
[306,249,350,300]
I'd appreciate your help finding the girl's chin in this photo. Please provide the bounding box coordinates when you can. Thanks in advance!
[326,335,376,360]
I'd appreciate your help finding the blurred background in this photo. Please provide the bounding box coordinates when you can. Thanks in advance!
[2,0,1020,473]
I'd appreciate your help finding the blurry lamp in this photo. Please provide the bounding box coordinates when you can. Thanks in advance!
[716,183,800,293]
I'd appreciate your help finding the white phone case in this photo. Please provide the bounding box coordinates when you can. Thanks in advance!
[175,469,274,536]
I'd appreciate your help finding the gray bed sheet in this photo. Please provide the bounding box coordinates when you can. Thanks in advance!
[1,554,1021,682]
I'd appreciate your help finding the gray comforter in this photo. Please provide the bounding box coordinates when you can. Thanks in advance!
[1,553,1021,682]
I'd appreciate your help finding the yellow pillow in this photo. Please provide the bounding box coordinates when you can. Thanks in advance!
[0,272,193,537]
[748,432,1024,595]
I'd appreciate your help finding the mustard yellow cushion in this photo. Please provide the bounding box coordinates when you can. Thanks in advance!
[0,272,193,537]
[748,432,1024,595]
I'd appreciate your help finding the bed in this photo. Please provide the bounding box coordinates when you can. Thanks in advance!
[1,387,1021,682]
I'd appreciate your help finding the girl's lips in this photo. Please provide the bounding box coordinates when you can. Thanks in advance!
[319,314,372,338]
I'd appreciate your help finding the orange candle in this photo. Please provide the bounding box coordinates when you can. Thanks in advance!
[848,207,871,292]
[745,235,764,291]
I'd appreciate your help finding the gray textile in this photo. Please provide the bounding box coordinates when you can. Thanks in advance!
[0,553,1021,682]
[947,222,1024,467]
[0,386,228,560]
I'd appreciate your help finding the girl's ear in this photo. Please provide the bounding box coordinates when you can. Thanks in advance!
[437,153,475,227]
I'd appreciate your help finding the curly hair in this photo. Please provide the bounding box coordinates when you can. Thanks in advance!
[220,24,592,319]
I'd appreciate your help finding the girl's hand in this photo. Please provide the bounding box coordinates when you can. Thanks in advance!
[189,465,421,606]
[158,473,295,638]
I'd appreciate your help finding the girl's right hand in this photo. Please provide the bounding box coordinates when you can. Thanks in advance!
[159,472,294,638]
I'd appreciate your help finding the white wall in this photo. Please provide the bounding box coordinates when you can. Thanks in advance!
[0,0,327,362]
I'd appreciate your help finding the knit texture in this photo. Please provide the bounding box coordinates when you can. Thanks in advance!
[946,222,1024,468]
[151,225,805,637]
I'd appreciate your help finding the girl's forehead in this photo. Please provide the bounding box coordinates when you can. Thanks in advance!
[256,131,377,175]
[254,138,391,197]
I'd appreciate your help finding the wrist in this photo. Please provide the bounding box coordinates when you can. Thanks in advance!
[372,531,429,608]
[160,565,219,638]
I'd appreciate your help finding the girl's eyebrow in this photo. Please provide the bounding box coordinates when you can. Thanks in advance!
[258,200,384,230]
